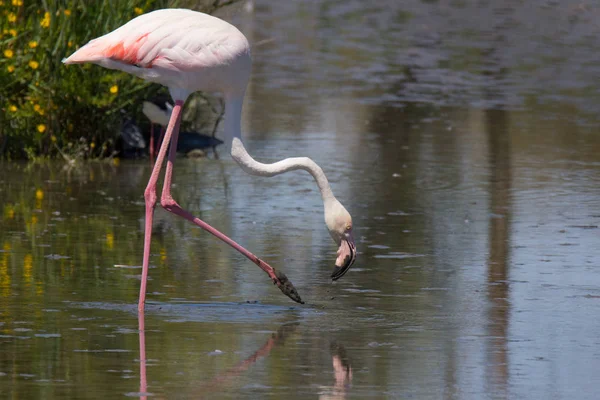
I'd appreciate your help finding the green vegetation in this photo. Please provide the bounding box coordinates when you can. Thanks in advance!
[0,0,236,160]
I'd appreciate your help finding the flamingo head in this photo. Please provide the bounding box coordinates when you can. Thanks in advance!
[325,199,356,280]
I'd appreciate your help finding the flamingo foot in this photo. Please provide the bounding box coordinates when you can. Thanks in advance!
[272,268,304,304]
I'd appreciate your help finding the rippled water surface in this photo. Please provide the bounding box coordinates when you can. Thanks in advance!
[2,1,600,399]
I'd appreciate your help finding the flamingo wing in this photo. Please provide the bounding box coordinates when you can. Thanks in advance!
[63,9,250,92]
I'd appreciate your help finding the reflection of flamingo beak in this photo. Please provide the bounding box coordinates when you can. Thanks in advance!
[331,234,356,281]
[330,341,353,387]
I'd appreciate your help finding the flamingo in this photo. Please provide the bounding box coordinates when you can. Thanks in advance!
[120,109,146,158]
[142,100,171,161]
[63,9,356,312]
[143,100,223,157]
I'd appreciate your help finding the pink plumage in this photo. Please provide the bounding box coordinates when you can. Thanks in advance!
[64,8,251,97]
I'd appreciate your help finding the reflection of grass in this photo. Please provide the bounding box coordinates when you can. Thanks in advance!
[0,161,230,307]
[0,159,337,398]
[0,159,298,396]
[0,163,144,305]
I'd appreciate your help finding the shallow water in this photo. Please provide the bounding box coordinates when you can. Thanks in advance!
[2,1,600,399]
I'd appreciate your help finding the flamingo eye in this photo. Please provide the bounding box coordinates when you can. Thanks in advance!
[345,224,352,231]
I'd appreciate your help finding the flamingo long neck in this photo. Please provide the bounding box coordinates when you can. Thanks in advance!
[225,95,335,204]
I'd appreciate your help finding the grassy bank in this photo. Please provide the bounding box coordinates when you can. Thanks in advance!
[1,0,237,160]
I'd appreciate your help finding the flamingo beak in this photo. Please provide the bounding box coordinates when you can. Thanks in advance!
[331,234,356,281]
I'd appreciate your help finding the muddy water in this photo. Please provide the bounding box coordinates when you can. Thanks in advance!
[2,1,600,399]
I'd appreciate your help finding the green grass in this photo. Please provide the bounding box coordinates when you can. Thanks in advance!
[0,0,237,160]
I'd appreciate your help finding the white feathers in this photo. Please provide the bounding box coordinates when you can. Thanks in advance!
[64,9,251,96]
[142,101,172,126]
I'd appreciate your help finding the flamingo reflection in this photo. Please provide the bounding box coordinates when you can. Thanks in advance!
[319,342,353,399]
[138,311,149,400]
[194,323,299,394]
[136,311,298,398]
[137,312,353,398]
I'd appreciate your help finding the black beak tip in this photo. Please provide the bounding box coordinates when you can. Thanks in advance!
[331,252,357,281]
[331,264,350,281]
[331,242,356,281]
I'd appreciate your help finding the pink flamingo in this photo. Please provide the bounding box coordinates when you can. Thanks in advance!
[64,9,356,312]
[142,100,171,163]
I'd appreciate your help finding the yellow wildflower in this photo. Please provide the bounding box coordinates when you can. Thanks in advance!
[35,189,44,200]
[109,85,118,94]
[9,29,16,37]
[9,105,17,112]
[5,206,15,219]
[37,124,46,133]
[90,142,96,149]
[12,0,23,5]
[7,65,14,73]
[105,233,114,249]
[29,41,38,48]
[40,12,50,28]
[33,104,41,113]
[134,7,143,15]
[8,13,16,23]
[4,49,13,58]
[64,9,71,16]
[50,135,57,143]
[29,60,39,69]
[67,41,72,47]
[38,109,45,115]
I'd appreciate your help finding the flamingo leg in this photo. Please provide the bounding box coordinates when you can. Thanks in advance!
[149,123,155,164]
[138,310,147,400]
[157,127,165,157]
[158,111,303,304]
[139,101,185,312]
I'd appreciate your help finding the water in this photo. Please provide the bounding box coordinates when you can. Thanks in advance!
[2,1,600,398]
